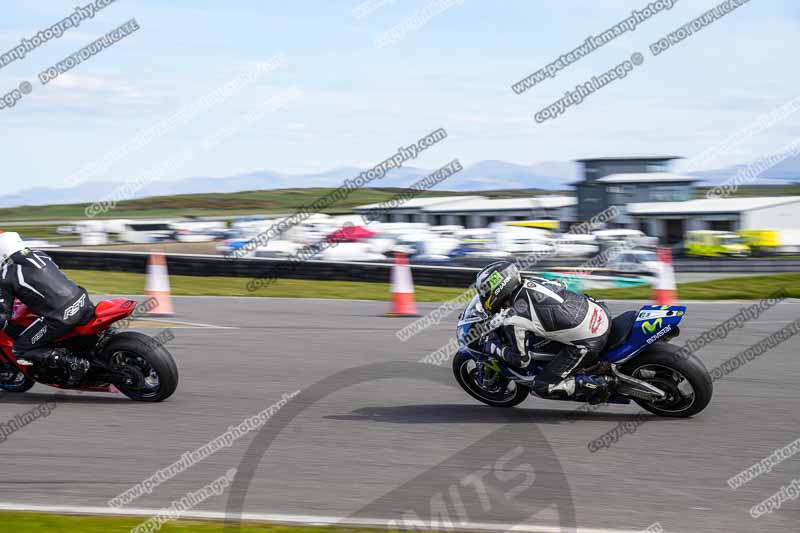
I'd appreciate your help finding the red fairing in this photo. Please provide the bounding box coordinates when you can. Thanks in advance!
[0,330,13,355]
[0,298,137,388]
[7,298,137,342]
[68,298,137,338]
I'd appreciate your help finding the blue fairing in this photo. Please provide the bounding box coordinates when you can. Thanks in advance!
[455,299,686,380]
[601,304,686,364]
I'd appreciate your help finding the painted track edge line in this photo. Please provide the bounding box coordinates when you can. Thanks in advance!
[0,502,661,533]
[131,318,239,329]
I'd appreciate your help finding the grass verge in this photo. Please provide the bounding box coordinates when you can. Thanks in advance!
[9,224,73,241]
[586,273,799,300]
[0,187,561,222]
[63,269,469,302]
[1,511,387,533]
[64,269,798,301]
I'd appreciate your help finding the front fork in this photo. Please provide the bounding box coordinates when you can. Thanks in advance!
[476,359,503,389]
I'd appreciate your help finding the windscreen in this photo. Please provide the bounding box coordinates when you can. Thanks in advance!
[458,294,487,326]
[720,236,745,244]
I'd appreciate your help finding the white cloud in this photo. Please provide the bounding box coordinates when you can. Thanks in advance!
[50,72,146,98]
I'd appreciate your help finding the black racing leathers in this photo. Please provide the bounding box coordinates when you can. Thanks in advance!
[480,277,610,398]
[0,249,94,361]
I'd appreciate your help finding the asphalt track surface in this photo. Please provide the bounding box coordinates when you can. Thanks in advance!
[1,295,799,533]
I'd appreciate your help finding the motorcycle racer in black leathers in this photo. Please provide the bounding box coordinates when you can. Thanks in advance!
[475,261,611,401]
[0,232,95,386]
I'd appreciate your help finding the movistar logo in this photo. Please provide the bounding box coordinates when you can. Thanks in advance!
[641,317,663,334]
[646,324,672,345]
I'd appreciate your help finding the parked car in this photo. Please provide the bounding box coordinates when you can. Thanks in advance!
[317,242,385,262]
[593,229,658,250]
[56,225,78,235]
[449,239,513,263]
[685,230,750,257]
[493,225,553,255]
[738,229,800,256]
[549,233,599,258]
[605,249,660,276]
[504,219,560,231]
[79,232,109,246]
[252,240,301,258]
[411,236,461,263]
[118,221,174,244]
[22,238,59,249]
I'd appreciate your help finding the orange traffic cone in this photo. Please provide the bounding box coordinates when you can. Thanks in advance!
[146,253,174,316]
[386,251,419,317]
[652,247,677,305]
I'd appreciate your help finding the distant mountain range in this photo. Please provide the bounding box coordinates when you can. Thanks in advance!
[688,154,800,185]
[1,156,798,208]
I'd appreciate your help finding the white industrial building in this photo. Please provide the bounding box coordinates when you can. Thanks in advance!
[353,196,481,224]
[352,154,800,242]
[574,156,800,243]
[354,195,576,228]
[627,196,800,243]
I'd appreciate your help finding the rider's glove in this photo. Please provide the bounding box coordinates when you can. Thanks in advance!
[485,340,530,368]
[488,308,512,329]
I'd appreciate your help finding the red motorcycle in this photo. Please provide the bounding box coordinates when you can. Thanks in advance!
[0,298,178,402]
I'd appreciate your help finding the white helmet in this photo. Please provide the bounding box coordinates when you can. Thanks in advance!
[0,232,27,263]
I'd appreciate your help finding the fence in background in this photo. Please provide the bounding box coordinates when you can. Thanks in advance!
[46,249,800,288]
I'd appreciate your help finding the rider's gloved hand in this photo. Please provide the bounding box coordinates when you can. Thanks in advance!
[480,324,531,369]
[487,307,512,331]
[481,334,530,368]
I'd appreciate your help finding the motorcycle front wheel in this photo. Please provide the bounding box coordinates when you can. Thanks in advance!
[0,366,35,393]
[452,352,528,407]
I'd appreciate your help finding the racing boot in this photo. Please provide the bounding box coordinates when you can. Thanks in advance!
[531,345,587,399]
[575,374,613,404]
[532,376,576,399]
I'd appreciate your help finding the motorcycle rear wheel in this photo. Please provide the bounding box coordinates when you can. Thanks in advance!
[621,343,712,418]
[102,332,178,402]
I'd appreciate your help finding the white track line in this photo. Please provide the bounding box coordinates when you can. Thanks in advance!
[0,502,664,533]
[130,318,238,329]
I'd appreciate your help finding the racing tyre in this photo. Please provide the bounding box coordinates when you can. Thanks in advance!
[0,368,35,392]
[102,332,178,402]
[453,352,528,407]
[621,342,712,418]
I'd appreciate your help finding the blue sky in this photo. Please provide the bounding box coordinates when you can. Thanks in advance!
[0,0,797,194]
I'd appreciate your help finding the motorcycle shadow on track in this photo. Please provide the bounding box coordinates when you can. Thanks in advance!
[0,391,131,405]
[325,403,675,425]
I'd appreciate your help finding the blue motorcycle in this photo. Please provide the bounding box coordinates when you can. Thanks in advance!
[453,294,713,417]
